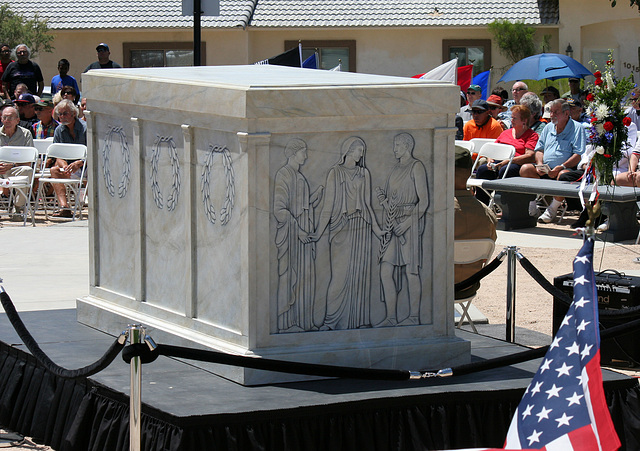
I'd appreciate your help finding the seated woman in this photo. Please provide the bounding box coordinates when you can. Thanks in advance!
[47,99,86,218]
[473,105,539,204]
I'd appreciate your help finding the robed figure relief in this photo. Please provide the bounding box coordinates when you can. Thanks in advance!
[274,139,323,333]
[311,137,382,330]
[377,133,429,327]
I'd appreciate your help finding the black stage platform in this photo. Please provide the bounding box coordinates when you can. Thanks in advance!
[1,309,639,450]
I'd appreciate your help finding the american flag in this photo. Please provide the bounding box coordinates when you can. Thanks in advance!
[502,237,620,450]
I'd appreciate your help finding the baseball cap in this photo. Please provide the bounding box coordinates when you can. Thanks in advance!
[486,95,506,110]
[540,86,560,97]
[471,99,489,112]
[36,97,54,108]
[96,43,110,51]
[542,104,551,119]
[455,145,473,169]
[467,84,482,93]
[566,98,582,108]
[15,93,35,104]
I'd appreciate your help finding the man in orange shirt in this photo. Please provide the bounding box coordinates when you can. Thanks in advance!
[463,100,503,141]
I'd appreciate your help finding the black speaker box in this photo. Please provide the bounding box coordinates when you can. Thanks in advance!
[553,270,640,367]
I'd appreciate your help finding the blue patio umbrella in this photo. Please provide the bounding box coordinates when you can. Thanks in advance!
[498,53,592,82]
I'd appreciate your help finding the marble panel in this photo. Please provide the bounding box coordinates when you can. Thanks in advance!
[78,65,467,385]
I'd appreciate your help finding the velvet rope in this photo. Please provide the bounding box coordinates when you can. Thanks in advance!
[0,291,125,379]
[454,255,505,292]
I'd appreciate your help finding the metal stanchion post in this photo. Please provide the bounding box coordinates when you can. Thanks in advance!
[505,246,519,343]
[129,324,143,451]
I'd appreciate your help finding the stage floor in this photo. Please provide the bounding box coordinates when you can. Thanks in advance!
[0,309,637,451]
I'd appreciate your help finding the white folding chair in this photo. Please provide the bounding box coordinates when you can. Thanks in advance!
[454,238,496,333]
[454,140,474,154]
[0,146,38,226]
[36,143,87,220]
[466,142,516,212]
[469,138,496,157]
[33,137,54,174]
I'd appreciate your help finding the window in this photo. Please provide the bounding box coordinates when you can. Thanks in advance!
[285,40,356,72]
[443,40,491,78]
[123,42,205,68]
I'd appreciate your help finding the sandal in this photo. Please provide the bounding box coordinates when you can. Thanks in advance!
[52,209,73,218]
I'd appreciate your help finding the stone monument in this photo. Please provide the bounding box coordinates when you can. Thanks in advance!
[77,65,469,385]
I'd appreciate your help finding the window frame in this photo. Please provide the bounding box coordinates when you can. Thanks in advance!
[123,42,206,68]
[442,39,491,77]
[285,40,356,72]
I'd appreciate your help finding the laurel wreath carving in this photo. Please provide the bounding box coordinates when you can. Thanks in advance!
[102,127,131,198]
[201,145,235,226]
[150,136,181,211]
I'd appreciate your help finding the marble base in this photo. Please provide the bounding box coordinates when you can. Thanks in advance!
[77,296,470,385]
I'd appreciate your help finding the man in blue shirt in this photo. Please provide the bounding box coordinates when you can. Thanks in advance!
[519,98,586,223]
[51,59,80,97]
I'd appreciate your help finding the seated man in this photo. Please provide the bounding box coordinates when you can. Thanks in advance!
[519,99,586,223]
[463,99,503,141]
[0,105,34,212]
[48,99,86,218]
[454,145,497,300]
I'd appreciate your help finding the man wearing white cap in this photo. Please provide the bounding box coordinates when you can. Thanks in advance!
[83,43,122,73]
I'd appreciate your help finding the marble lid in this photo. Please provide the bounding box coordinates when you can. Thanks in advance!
[83,64,449,89]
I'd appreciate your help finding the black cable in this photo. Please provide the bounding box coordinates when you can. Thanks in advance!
[454,254,504,292]
[0,290,125,379]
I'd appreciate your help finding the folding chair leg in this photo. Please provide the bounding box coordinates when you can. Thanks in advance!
[458,300,478,333]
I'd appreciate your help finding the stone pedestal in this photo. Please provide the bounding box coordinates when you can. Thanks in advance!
[78,65,469,385]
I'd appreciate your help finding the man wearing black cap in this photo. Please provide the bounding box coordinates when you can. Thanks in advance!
[463,99,503,141]
[454,145,497,300]
[563,78,584,102]
[14,93,38,137]
[540,86,560,105]
[83,43,122,73]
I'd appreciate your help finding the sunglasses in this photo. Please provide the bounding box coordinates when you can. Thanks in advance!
[512,87,526,92]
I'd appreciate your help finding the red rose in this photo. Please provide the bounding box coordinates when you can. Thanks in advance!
[595,78,603,86]
[623,117,632,126]
[591,116,598,123]
[603,121,614,131]
[603,154,612,158]
[594,71,602,78]
[586,93,595,102]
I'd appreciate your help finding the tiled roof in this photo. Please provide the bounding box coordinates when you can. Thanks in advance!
[251,0,559,28]
[6,0,558,30]
[6,0,256,29]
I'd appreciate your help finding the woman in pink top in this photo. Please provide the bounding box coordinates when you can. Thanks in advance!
[474,105,539,204]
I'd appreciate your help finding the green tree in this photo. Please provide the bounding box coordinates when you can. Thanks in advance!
[0,3,54,57]
[488,20,537,65]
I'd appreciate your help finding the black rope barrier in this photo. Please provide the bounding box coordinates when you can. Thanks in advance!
[119,317,640,380]
[122,343,415,380]
[0,290,125,379]
[454,253,505,292]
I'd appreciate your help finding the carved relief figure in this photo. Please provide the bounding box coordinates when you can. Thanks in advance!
[377,133,429,326]
[311,136,382,330]
[274,139,323,332]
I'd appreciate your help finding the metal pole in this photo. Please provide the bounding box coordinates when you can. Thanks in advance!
[193,0,202,66]
[129,324,143,451]
[505,246,518,343]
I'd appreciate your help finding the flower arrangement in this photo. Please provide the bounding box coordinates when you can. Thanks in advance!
[584,53,636,185]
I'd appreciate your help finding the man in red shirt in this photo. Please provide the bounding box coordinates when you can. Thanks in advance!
[0,44,13,99]
[463,100,503,141]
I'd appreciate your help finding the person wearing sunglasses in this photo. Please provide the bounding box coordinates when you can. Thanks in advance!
[0,44,12,100]
[462,99,503,141]
[33,96,57,139]
[1,44,44,98]
[83,43,122,73]
[48,99,86,218]
[459,84,483,122]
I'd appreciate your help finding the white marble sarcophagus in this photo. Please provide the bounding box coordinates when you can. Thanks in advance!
[78,65,469,385]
